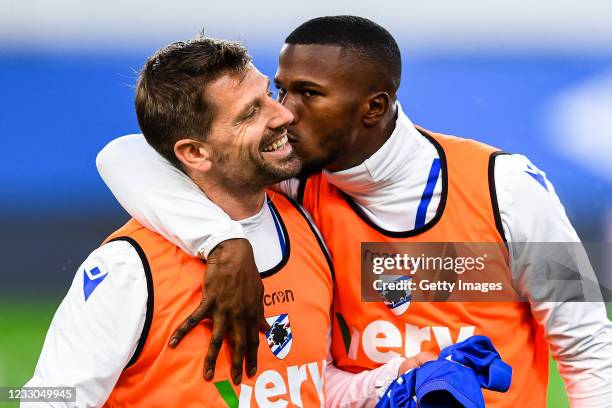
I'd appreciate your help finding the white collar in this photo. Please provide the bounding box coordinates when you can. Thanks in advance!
[237,194,269,233]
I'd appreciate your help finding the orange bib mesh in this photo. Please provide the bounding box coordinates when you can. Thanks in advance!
[104,192,333,407]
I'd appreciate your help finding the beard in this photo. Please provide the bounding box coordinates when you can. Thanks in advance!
[209,131,302,192]
[250,129,303,186]
[252,148,302,186]
[214,148,301,193]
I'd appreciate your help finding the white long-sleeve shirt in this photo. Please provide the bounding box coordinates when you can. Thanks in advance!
[25,197,404,408]
[94,104,612,407]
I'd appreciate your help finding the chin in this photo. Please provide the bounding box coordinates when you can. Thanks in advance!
[257,160,301,185]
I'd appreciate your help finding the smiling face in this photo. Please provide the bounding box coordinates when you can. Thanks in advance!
[275,44,372,174]
[204,65,300,190]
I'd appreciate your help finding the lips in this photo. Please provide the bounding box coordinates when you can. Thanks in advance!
[286,131,299,144]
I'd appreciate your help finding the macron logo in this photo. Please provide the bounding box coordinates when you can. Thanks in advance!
[83,266,108,301]
[525,165,549,192]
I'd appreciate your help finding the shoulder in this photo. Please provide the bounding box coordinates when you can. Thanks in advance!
[50,239,150,350]
[76,239,148,304]
[493,154,579,242]
[493,154,558,205]
[25,240,150,405]
[86,239,146,275]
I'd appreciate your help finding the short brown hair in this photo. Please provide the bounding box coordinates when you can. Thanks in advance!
[135,36,251,167]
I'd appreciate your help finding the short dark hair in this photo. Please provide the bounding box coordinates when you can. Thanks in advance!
[285,15,401,93]
[135,37,251,167]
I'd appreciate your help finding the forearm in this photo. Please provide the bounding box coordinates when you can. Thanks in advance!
[324,357,404,408]
[324,328,405,408]
[96,134,245,257]
[533,301,612,408]
[495,154,612,406]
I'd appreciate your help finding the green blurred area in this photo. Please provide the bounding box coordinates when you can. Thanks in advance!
[1,301,610,407]
[0,299,60,408]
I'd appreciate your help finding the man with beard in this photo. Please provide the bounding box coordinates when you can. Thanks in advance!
[97,16,612,407]
[26,36,420,407]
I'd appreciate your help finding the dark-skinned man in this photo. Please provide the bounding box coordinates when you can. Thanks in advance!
[97,16,612,407]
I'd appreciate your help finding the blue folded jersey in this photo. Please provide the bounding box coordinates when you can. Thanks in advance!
[377,335,512,408]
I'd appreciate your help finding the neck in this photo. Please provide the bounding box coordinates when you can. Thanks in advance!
[324,102,424,195]
[190,174,266,221]
[326,104,398,172]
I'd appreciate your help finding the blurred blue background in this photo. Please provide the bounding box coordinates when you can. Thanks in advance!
[0,1,611,404]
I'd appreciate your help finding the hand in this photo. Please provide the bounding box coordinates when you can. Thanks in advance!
[398,351,437,375]
[168,238,269,385]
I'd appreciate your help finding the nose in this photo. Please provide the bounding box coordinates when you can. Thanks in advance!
[279,92,298,122]
[269,99,294,130]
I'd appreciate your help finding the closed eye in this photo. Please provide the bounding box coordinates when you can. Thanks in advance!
[236,104,260,124]
[246,105,260,118]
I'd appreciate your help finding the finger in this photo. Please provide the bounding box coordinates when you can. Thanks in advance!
[230,321,247,385]
[415,351,437,366]
[258,314,270,332]
[204,315,227,380]
[245,319,260,378]
[169,297,213,348]
[399,351,437,374]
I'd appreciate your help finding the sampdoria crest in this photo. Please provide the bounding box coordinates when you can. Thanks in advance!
[378,275,412,315]
[265,314,293,359]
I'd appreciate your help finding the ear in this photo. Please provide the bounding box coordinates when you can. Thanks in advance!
[363,92,391,126]
[174,138,213,173]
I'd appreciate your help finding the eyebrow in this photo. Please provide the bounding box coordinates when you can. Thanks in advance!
[274,79,323,89]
